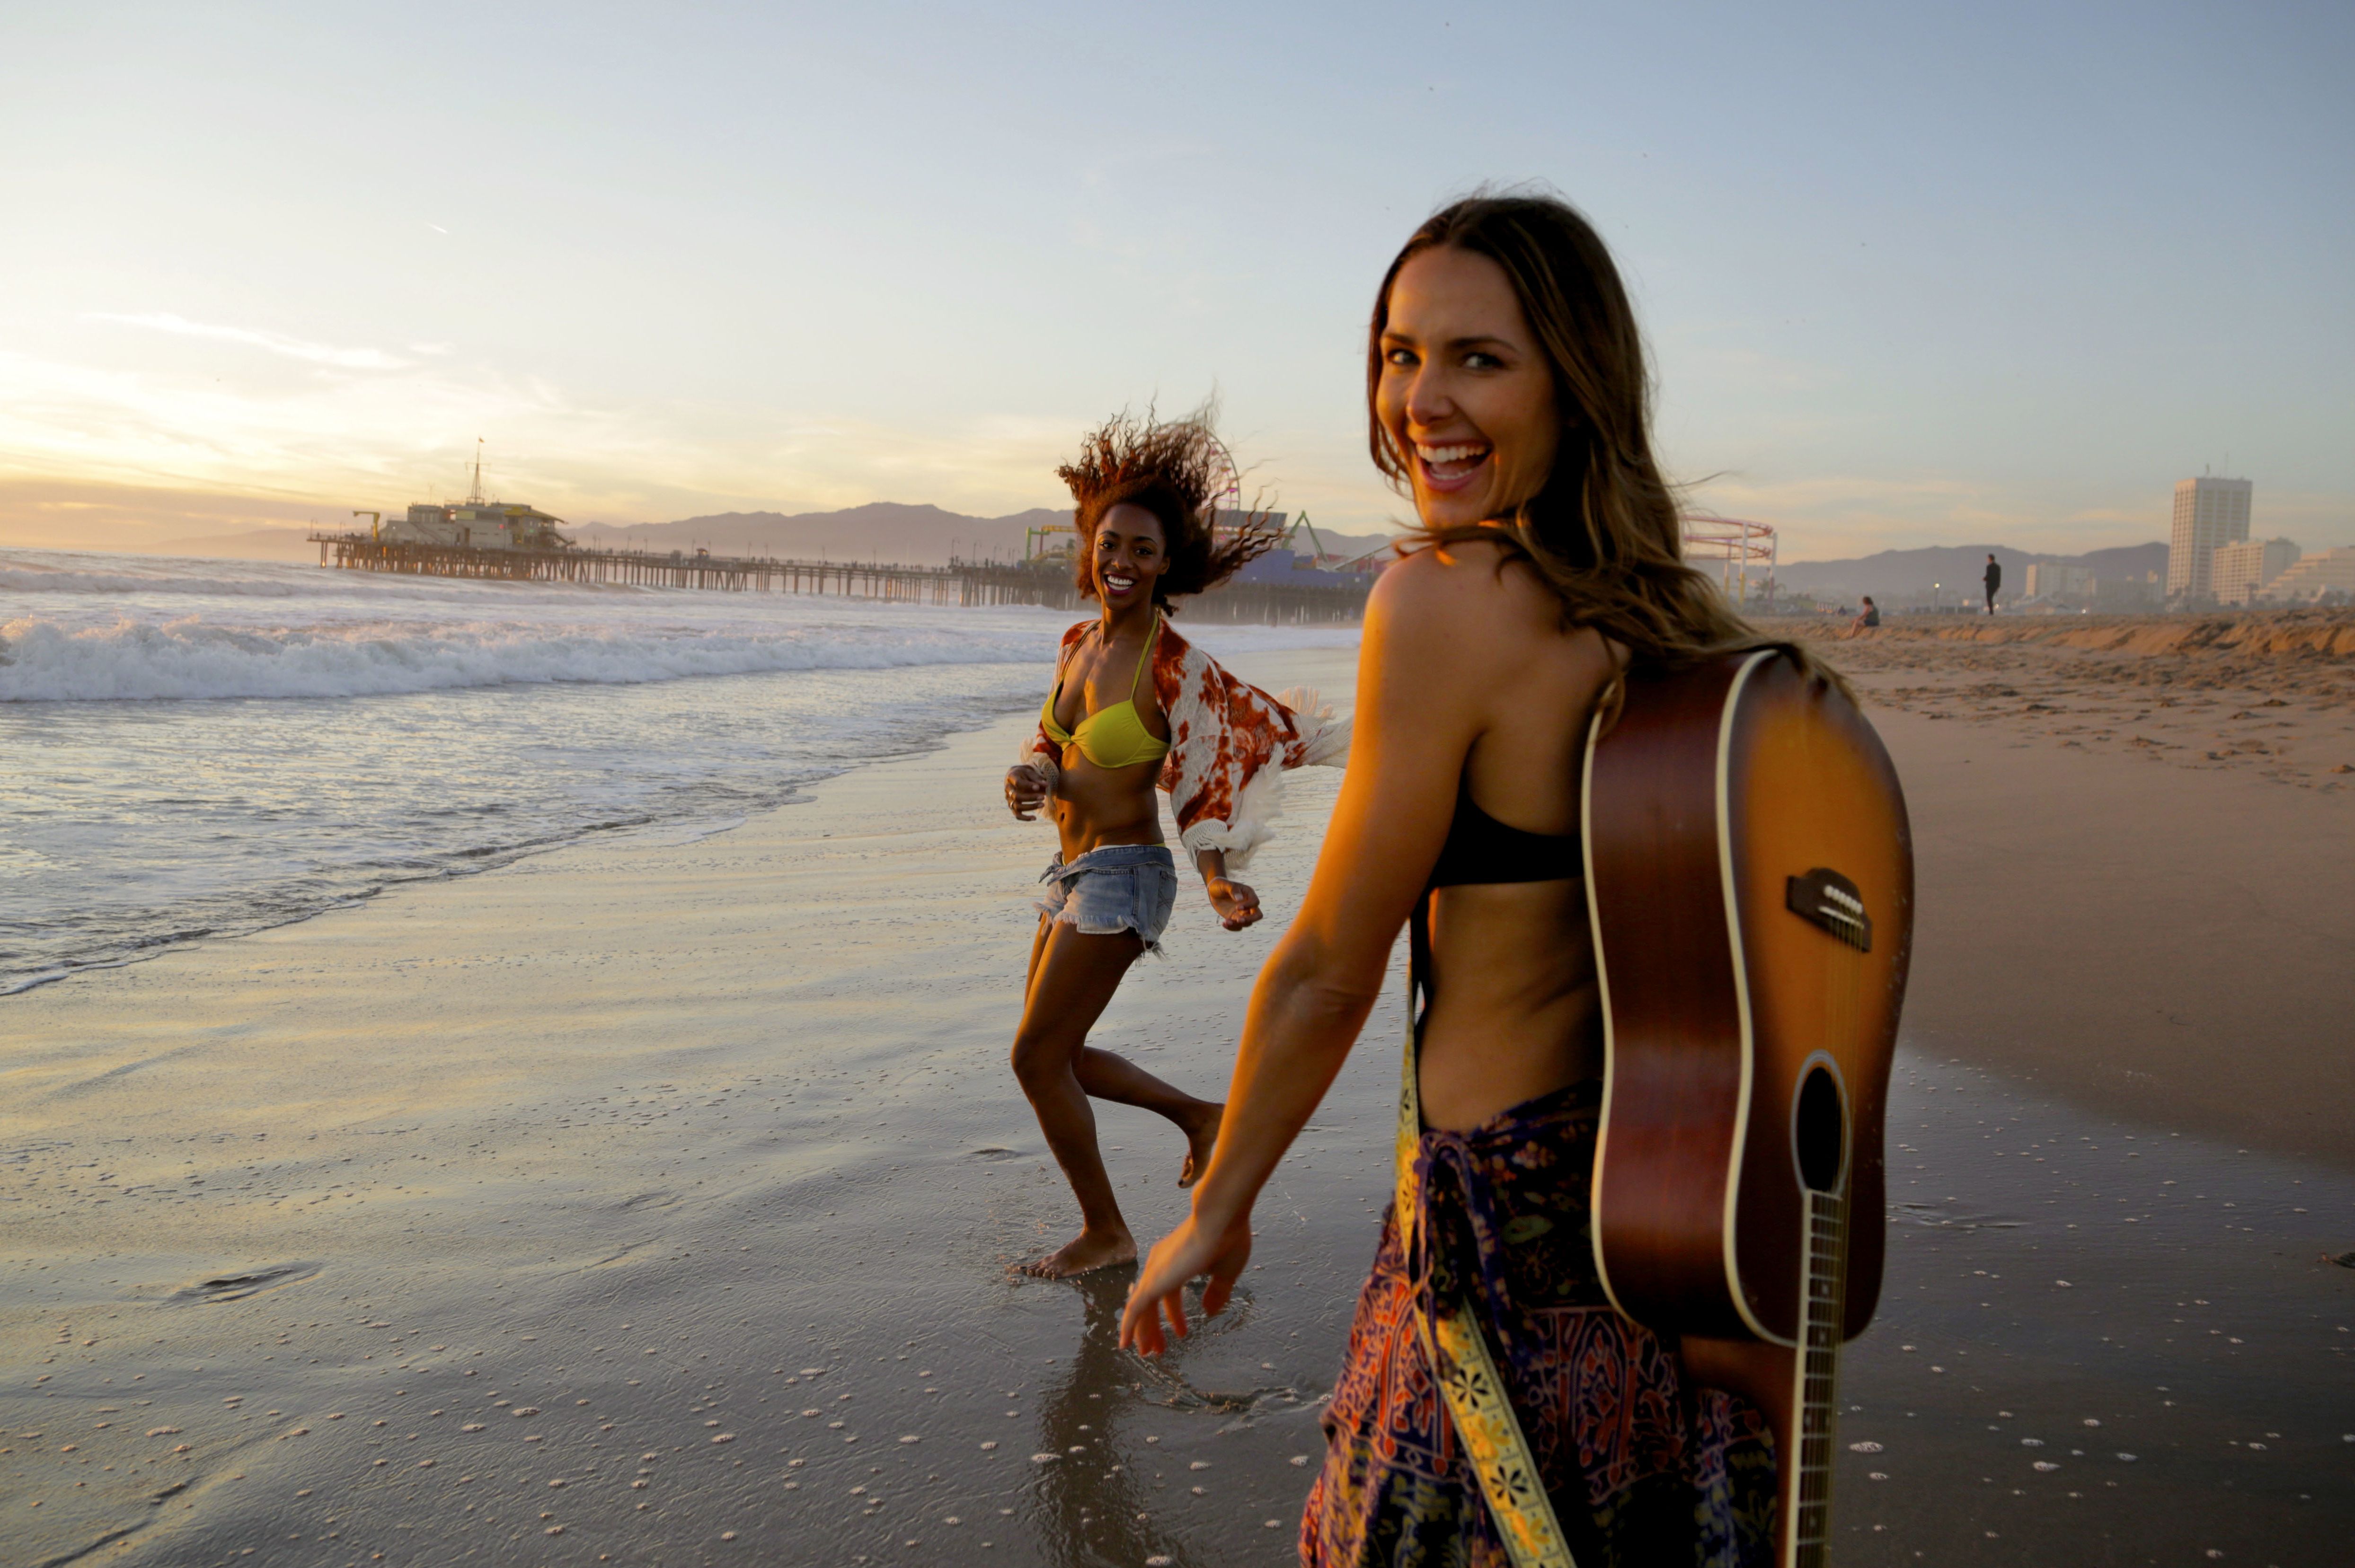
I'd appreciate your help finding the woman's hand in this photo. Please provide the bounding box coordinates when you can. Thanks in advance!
[1119,1208,1254,1358]
[1205,876,1262,931]
[1004,764,1050,820]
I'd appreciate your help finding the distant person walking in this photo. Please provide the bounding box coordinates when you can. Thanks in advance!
[1001,409,1348,1278]
[1984,553,2001,614]
[1849,595,1880,634]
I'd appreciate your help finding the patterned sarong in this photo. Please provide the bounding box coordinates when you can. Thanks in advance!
[1301,1080,1777,1566]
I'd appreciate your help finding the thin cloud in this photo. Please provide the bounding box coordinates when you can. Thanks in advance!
[89,312,412,371]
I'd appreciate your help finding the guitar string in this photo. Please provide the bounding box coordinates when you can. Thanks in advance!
[1793,930,1859,1562]
[1818,941,1855,1529]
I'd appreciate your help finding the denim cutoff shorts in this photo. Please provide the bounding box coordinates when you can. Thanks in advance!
[1036,844,1179,953]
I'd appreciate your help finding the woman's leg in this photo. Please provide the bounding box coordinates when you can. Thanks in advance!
[1023,907,1225,1184]
[1010,916,1149,1277]
[1071,1048,1223,1188]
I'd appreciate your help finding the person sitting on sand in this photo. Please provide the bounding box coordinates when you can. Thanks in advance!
[1121,193,1780,1562]
[1849,594,1880,634]
[1001,409,1349,1279]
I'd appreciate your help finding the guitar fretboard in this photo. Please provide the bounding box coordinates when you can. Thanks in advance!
[1790,1186,1848,1568]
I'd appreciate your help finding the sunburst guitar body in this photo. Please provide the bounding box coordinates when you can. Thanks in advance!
[1581,649,1913,1568]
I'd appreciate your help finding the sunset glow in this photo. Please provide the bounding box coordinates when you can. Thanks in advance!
[3,3,2347,555]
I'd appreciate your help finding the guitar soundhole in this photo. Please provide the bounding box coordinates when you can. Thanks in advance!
[1794,1066,1846,1194]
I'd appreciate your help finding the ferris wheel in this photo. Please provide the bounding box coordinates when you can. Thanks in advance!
[1024,433,1253,561]
[1205,435,1245,521]
[1679,514,1779,605]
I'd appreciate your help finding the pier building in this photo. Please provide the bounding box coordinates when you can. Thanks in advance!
[379,501,571,552]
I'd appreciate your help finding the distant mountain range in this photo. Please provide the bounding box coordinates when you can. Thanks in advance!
[566,502,1400,567]
[1774,542,2169,601]
[567,503,1064,565]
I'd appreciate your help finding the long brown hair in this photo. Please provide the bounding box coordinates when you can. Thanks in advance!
[1058,406,1281,611]
[1369,192,1776,672]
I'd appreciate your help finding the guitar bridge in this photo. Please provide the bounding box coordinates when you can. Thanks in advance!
[1786,868,1872,952]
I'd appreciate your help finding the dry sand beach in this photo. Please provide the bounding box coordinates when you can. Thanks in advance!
[1766,610,2355,1166]
[6,628,2353,1567]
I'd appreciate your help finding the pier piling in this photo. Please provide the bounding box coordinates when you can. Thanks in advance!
[305,534,1369,624]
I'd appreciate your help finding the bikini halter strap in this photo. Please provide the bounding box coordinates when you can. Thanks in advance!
[1127,612,1159,701]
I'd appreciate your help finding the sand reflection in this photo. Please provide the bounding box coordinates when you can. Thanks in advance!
[1028,1270,1186,1567]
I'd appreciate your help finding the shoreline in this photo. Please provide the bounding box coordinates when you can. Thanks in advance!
[0,645,1374,1566]
[0,702,1019,1002]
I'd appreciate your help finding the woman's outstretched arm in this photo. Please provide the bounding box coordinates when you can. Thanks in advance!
[1120,549,1494,1355]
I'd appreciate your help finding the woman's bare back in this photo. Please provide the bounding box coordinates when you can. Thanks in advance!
[1414,543,1619,1130]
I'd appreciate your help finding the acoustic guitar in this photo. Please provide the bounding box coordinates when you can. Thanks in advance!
[1581,647,1913,1568]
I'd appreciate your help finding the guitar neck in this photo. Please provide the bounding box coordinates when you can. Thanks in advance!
[1785,1186,1849,1568]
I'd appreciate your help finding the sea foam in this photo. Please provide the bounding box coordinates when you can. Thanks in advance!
[0,563,319,598]
[0,613,1060,703]
[0,544,1360,993]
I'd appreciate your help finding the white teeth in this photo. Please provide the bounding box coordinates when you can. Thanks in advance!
[1416,443,1488,465]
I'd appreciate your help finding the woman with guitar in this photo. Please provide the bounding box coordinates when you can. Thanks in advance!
[1121,194,1791,1564]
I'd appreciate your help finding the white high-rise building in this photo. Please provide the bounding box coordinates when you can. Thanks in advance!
[2166,476,2252,599]
[2211,537,2301,604]
[2261,546,2355,603]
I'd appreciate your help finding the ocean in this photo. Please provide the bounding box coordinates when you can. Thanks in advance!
[0,546,1358,996]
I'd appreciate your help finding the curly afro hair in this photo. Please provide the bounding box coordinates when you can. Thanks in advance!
[1056,406,1282,610]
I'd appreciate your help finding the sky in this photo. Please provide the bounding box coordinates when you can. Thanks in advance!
[1,1,2349,560]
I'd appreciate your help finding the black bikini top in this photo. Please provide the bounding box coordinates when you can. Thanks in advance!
[1427,787,1581,888]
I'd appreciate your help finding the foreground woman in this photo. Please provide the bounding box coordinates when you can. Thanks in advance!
[1121,197,1779,1563]
[1003,411,1348,1278]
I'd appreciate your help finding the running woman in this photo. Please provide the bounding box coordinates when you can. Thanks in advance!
[1003,410,1348,1278]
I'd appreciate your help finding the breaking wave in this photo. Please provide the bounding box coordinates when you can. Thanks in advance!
[0,563,319,598]
[0,543,1362,991]
[0,614,1063,703]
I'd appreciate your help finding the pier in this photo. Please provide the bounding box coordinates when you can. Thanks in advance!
[306,532,1368,624]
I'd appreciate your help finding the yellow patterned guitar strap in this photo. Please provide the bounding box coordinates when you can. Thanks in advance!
[1398,964,1582,1568]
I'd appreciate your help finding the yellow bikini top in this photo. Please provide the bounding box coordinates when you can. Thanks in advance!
[1040,615,1171,769]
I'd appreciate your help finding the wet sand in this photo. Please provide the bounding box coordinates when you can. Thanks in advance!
[6,639,2352,1566]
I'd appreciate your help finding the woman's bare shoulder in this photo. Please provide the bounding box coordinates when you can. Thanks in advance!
[1372,537,1562,639]
[1372,540,1616,696]
[1374,537,1506,612]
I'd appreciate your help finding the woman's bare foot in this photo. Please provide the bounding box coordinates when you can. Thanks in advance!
[1018,1227,1137,1279]
[1177,1103,1224,1189]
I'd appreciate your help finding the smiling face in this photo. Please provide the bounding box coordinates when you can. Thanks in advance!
[1375,246,1561,531]
[1090,502,1171,610]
